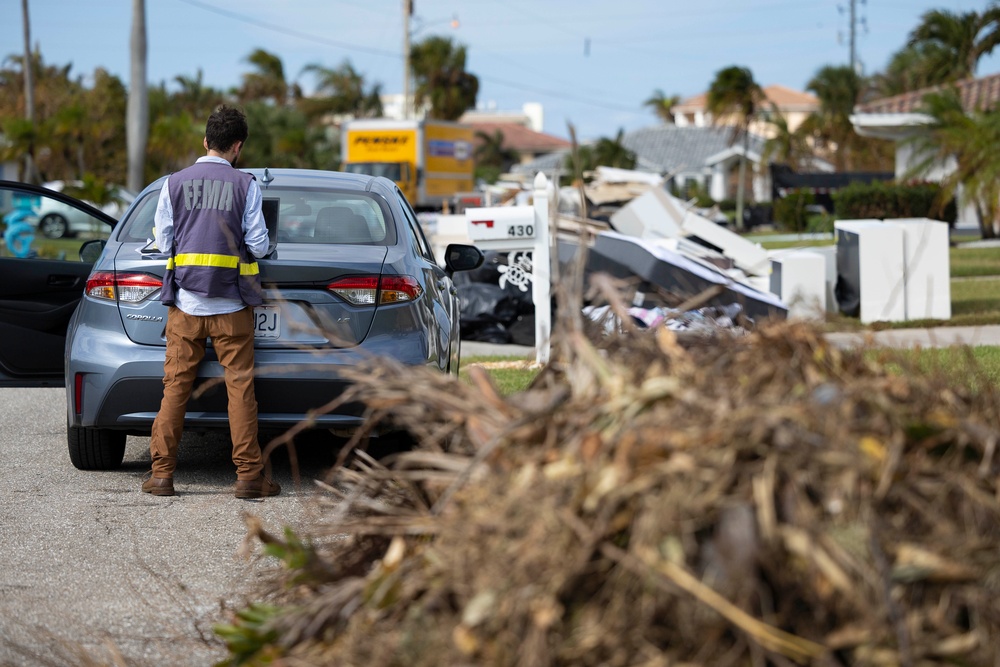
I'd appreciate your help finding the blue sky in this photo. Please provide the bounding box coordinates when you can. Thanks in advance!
[3,0,996,141]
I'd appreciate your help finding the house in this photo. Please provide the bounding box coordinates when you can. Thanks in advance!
[463,120,571,166]
[460,104,571,166]
[850,71,1000,227]
[672,84,819,137]
[514,126,770,205]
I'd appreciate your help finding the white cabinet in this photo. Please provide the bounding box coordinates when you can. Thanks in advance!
[769,250,827,320]
[834,220,906,324]
[886,218,951,321]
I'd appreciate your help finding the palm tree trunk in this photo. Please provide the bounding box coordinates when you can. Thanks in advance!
[20,0,39,184]
[735,131,748,231]
[126,0,148,192]
[976,202,997,239]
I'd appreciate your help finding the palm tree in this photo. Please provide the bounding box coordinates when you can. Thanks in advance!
[562,128,637,180]
[593,128,637,169]
[173,69,221,119]
[409,36,478,120]
[908,6,1000,81]
[906,89,1000,238]
[643,89,679,124]
[300,61,383,119]
[874,43,956,97]
[126,0,148,193]
[50,102,87,177]
[805,64,863,171]
[706,66,764,230]
[761,111,812,171]
[473,129,519,174]
[240,49,288,105]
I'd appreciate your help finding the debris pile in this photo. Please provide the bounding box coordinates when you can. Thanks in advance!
[232,287,1000,667]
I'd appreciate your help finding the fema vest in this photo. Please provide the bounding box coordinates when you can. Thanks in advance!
[160,161,263,307]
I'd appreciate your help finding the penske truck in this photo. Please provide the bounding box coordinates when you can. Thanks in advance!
[341,119,476,211]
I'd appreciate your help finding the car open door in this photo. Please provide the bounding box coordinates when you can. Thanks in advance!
[0,180,118,387]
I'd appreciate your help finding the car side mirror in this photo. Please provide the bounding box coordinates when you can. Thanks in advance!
[444,243,484,276]
[79,239,106,263]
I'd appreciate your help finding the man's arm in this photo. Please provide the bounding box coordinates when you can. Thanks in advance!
[153,180,174,254]
[243,179,269,259]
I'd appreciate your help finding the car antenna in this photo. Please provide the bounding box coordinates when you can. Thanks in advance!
[260,168,274,187]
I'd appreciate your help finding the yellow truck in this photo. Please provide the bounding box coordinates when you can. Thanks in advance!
[341,119,475,211]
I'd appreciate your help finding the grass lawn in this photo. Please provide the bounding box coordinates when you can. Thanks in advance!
[464,346,1000,398]
[461,356,539,396]
[949,246,1000,277]
[878,345,1000,394]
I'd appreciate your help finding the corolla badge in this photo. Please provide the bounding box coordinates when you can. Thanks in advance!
[125,314,163,322]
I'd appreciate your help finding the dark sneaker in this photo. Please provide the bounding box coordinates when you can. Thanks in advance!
[235,475,281,499]
[141,473,175,496]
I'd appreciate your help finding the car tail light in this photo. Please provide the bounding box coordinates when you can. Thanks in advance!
[85,271,162,303]
[328,275,423,306]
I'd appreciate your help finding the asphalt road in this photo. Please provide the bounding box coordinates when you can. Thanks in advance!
[0,387,339,667]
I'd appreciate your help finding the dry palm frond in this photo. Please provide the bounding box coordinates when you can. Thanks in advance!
[230,276,1000,667]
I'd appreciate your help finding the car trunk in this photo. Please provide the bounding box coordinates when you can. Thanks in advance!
[113,243,389,348]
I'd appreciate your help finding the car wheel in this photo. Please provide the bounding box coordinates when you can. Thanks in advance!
[67,423,127,470]
[39,213,69,239]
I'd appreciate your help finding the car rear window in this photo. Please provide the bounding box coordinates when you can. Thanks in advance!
[117,187,394,246]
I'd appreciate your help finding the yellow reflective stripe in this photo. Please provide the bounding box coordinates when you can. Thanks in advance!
[174,253,239,269]
[166,254,258,275]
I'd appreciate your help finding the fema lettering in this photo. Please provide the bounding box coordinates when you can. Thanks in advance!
[182,179,235,212]
[353,136,410,145]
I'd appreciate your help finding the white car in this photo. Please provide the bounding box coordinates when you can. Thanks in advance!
[34,181,136,239]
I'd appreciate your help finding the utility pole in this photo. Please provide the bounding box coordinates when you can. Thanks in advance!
[402,0,411,119]
[840,0,866,73]
[849,0,856,74]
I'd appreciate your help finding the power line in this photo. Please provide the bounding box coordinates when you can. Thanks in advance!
[173,0,399,60]
[172,0,641,115]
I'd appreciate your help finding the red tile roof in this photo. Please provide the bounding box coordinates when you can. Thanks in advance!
[856,71,1000,114]
[465,121,571,154]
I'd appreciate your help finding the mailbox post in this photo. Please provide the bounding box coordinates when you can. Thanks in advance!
[466,173,551,364]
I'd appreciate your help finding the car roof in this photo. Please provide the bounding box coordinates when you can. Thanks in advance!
[141,168,392,198]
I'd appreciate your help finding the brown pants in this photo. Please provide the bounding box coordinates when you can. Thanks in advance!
[149,306,263,480]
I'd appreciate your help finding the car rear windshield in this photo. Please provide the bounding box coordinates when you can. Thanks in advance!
[117,187,395,246]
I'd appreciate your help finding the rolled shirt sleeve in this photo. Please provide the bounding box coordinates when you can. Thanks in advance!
[153,180,174,254]
[243,179,269,259]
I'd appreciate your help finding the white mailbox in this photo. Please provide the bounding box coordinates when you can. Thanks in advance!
[466,205,536,250]
[464,173,552,364]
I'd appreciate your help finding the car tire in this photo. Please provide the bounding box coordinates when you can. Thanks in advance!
[67,423,127,470]
[39,213,69,239]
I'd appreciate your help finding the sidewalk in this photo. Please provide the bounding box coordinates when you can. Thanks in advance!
[825,325,1000,349]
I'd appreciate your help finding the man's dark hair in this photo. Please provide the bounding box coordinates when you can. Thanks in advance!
[205,105,249,152]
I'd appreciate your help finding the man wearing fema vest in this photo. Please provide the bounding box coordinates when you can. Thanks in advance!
[142,105,279,499]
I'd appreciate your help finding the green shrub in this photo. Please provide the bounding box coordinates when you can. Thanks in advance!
[672,181,714,208]
[806,212,835,234]
[832,181,957,223]
[772,190,815,232]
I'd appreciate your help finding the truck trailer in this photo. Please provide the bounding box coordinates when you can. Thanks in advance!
[341,119,475,211]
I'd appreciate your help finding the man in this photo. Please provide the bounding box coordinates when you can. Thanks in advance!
[141,104,279,499]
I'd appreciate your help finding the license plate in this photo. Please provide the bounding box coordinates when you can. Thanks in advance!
[253,306,280,339]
